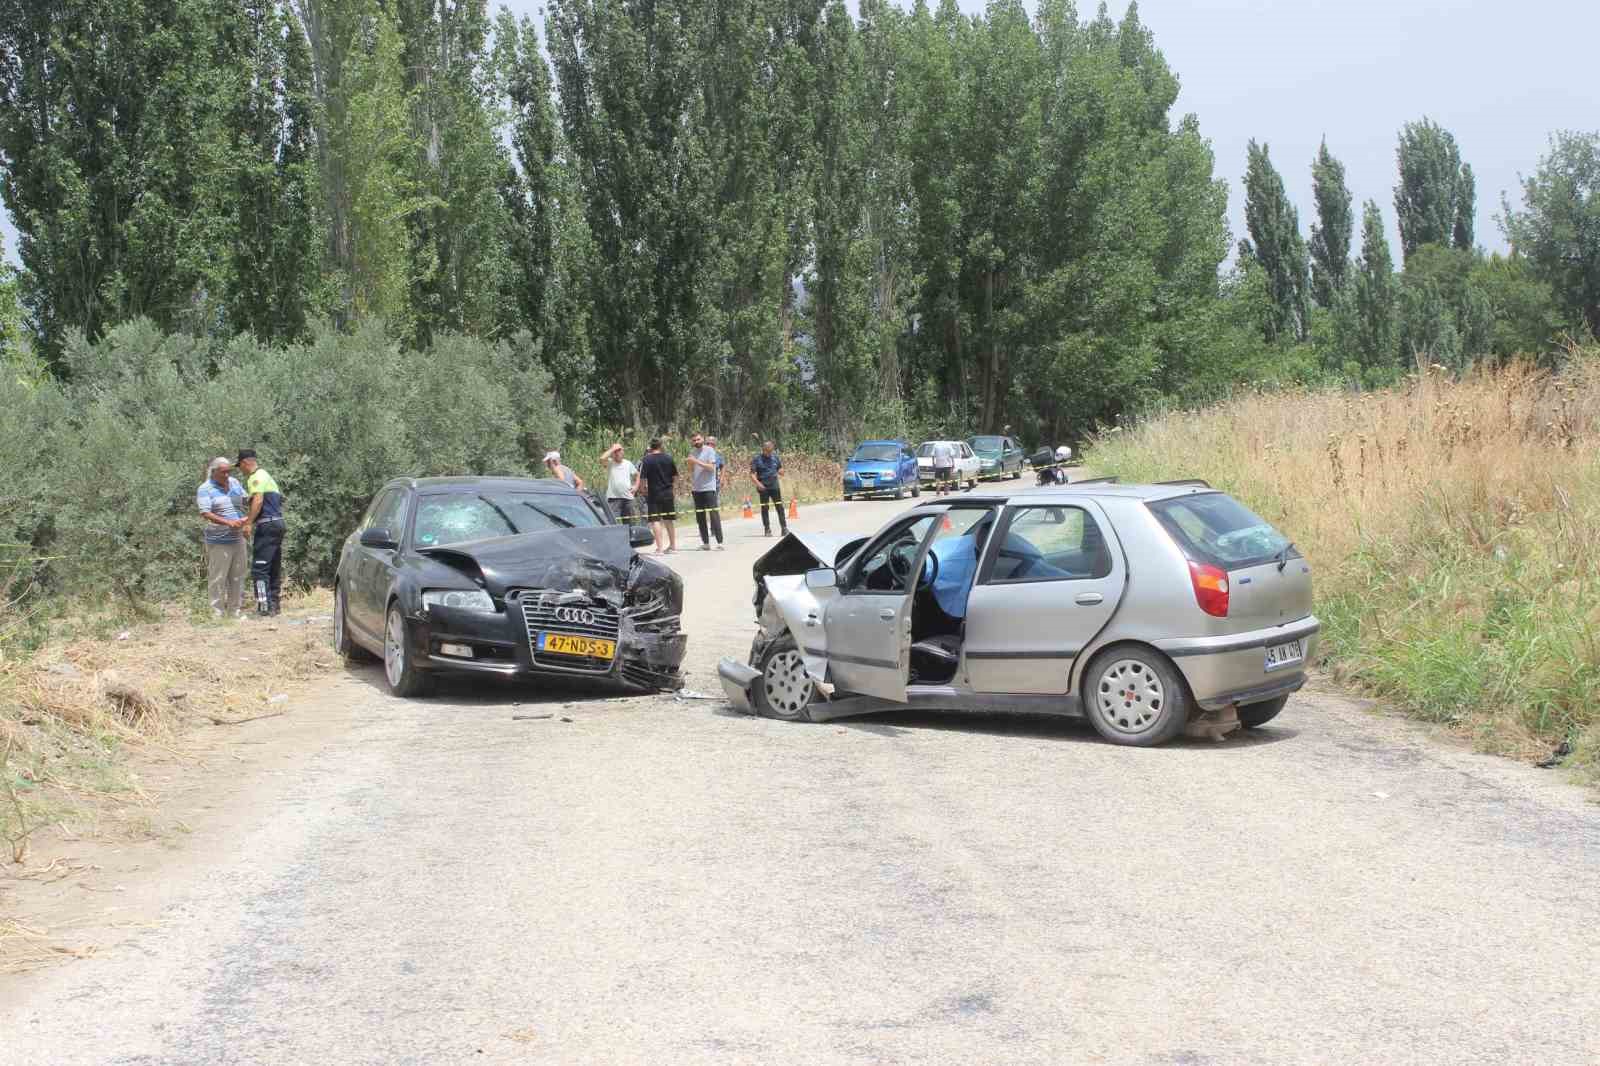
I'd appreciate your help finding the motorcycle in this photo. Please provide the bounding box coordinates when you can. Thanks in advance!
[1029,446,1072,486]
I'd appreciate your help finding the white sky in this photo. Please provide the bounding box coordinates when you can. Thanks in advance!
[6,0,1596,266]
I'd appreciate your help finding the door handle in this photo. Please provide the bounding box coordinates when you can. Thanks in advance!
[1074,592,1104,606]
[804,613,820,628]
[878,608,896,620]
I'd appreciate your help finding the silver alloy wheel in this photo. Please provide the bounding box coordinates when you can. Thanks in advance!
[333,586,345,651]
[385,608,405,688]
[763,648,815,717]
[1096,658,1166,734]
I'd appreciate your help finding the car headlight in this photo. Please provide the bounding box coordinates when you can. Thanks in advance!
[422,589,497,612]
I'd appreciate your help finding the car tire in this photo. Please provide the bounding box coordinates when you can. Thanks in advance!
[1238,694,1290,729]
[333,583,374,662]
[1082,646,1190,747]
[383,601,434,698]
[912,483,921,498]
[895,485,908,500]
[753,634,817,722]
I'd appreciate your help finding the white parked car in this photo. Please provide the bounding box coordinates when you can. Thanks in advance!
[915,441,981,488]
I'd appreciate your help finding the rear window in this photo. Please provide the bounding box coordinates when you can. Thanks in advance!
[1147,493,1294,570]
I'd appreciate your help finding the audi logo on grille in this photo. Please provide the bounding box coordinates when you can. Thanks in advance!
[554,607,596,625]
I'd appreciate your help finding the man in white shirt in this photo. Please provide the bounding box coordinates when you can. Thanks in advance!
[599,442,641,524]
[932,440,956,496]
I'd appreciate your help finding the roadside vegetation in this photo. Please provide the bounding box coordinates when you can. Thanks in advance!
[1088,353,1600,780]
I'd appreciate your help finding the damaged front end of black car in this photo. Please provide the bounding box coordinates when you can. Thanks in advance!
[400,527,687,692]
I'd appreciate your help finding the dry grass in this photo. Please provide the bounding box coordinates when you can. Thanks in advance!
[1089,352,1600,780]
[1,589,339,853]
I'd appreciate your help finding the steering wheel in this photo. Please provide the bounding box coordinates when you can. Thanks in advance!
[887,539,917,583]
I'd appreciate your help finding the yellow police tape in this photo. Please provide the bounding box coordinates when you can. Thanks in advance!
[623,460,1078,521]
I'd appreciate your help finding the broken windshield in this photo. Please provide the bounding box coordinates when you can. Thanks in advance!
[413,491,604,548]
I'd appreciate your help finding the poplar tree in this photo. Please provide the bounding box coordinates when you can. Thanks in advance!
[1239,140,1311,342]
[1394,118,1475,259]
[1308,139,1353,309]
[1352,200,1398,371]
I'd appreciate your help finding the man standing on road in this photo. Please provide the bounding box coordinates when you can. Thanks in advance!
[749,440,787,537]
[932,439,956,496]
[638,438,679,555]
[235,448,286,616]
[599,442,640,524]
[687,432,724,551]
[543,451,585,491]
[197,457,248,618]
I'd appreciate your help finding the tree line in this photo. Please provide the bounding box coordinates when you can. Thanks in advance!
[3,0,1598,451]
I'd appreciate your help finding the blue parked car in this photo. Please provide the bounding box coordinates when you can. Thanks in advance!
[842,440,922,500]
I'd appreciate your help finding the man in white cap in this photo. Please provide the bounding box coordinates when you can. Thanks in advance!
[543,451,585,491]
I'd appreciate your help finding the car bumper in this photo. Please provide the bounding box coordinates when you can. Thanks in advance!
[1154,615,1321,710]
[404,603,687,691]
[718,657,761,713]
[843,477,902,496]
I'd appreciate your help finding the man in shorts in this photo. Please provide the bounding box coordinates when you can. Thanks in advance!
[638,438,679,555]
[932,440,956,496]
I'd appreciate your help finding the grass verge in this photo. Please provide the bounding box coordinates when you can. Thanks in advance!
[1087,355,1600,782]
[1,589,338,858]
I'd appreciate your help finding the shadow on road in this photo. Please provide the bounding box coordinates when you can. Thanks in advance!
[789,707,1299,749]
[339,660,655,708]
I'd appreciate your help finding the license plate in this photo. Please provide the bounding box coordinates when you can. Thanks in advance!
[539,632,616,659]
[1264,639,1303,671]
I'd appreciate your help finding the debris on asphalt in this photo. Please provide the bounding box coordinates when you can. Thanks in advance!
[560,716,573,723]
[673,689,718,701]
[511,713,553,721]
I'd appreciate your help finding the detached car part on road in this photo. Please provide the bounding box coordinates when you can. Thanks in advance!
[718,483,1318,745]
[334,477,686,697]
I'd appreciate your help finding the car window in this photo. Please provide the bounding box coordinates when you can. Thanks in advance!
[986,505,1112,583]
[1147,493,1292,570]
[413,490,605,548]
[364,489,407,536]
[961,443,974,459]
[851,444,901,462]
[850,515,939,594]
[916,443,935,458]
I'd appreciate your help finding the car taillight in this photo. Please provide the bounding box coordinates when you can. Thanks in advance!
[1187,560,1229,617]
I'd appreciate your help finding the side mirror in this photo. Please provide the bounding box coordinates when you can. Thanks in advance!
[360,527,398,550]
[627,524,655,548]
[804,567,838,590]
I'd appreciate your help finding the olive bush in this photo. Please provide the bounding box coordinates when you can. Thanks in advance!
[0,319,566,607]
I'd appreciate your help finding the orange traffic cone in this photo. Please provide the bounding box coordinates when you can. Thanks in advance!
[742,497,754,519]
[788,496,799,521]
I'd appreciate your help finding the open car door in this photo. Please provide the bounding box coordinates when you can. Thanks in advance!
[822,511,944,701]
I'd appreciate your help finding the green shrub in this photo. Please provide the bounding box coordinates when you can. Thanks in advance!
[0,319,567,604]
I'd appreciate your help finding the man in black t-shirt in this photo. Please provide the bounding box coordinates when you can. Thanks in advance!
[638,438,679,555]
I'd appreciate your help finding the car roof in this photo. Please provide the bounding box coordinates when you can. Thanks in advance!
[855,439,906,446]
[384,475,579,496]
[912,483,1218,506]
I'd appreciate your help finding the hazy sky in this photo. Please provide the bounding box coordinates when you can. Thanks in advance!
[5,0,1596,266]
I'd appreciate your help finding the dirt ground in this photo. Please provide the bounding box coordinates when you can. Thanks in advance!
[2,488,1599,1064]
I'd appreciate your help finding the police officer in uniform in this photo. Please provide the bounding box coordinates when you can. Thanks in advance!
[236,448,286,616]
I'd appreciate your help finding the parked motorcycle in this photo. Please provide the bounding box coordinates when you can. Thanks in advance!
[1029,446,1072,486]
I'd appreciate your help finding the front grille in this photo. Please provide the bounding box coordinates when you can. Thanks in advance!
[513,590,621,672]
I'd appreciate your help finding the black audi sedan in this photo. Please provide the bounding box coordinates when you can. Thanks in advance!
[333,476,686,697]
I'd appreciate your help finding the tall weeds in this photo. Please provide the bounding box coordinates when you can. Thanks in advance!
[1089,353,1600,778]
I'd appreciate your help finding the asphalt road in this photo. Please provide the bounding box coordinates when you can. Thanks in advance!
[4,488,1599,1065]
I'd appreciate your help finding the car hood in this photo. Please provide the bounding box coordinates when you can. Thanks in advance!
[416,526,679,608]
[751,531,865,582]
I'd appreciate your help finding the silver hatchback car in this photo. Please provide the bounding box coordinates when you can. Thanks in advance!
[717,482,1319,745]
